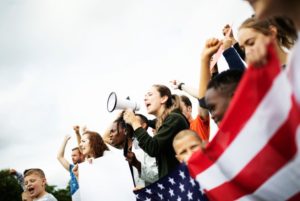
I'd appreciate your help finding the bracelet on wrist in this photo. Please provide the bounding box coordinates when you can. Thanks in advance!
[178,82,185,90]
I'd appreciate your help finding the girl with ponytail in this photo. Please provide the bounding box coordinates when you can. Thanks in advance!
[124,84,189,179]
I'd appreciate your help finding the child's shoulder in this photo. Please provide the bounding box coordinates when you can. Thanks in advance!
[34,193,58,201]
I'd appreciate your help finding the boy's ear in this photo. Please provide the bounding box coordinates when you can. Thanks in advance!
[42,178,47,188]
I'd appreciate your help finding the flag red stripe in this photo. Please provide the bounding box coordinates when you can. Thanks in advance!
[288,191,300,201]
[188,44,281,176]
[206,96,300,200]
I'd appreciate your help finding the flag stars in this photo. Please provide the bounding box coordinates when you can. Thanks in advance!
[168,177,176,185]
[189,177,196,186]
[187,191,193,200]
[179,170,186,179]
[177,196,182,201]
[157,183,165,190]
[145,197,151,201]
[157,193,163,200]
[169,188,175,197]
[179,183,185,192]
[146,188,152,194]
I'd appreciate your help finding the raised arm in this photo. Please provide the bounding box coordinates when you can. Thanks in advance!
[199,38,222,98]
[73,125,82,152]
[57,135,71,171]
[222,25,246,71]
[223,24,245,60]
[169,80,199,98]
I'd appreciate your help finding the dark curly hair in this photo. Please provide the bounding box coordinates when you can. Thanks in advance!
[207,69,244,97]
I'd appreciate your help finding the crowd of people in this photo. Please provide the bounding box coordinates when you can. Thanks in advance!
[9,0,300,200]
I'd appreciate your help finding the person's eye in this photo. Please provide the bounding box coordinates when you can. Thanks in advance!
[179,150,187,155]
[246,38,255,46]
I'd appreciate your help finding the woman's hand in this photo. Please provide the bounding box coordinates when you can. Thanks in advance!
[123,109,142,130]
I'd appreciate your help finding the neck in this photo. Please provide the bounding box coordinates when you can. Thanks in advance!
[155,106,166,118]
[275,44,288,66]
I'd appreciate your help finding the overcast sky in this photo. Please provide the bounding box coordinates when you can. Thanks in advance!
[0,0,252,190]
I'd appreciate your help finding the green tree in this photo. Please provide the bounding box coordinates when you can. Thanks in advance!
[0,169,23,201]
[46,184,71,201]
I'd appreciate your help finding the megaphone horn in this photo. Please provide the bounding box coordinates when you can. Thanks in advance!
[107,92,140,112]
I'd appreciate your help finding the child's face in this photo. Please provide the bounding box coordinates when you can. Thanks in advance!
[205,88,231,126]
[80,134,91,157]
[24,174,46,199]
[174,135,202,163]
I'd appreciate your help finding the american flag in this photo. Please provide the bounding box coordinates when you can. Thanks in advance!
[69,164,81,201]
[188,43,300,201]
[134,163,208,201]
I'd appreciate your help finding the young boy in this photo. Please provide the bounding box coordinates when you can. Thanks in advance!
[24,168,57,201]
[173,129,205,163]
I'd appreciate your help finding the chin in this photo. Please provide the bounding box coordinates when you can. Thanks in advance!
[147,108,153,115]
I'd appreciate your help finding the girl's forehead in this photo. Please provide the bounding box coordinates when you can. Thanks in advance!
[82,134,89,140]
[147,86,157,93]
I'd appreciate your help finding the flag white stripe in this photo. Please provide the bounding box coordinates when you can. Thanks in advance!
[72,190,81,201]
[196,71,292,190]
[239,126,300,201]
[287,33,300,105]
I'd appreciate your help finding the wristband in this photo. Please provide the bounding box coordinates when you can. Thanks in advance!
[178,82,185,90]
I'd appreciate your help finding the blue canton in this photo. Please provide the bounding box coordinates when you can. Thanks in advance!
[134,163,208,201]
[69,164,79,195]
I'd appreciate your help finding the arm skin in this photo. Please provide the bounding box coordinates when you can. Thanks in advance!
[57,135,71,171]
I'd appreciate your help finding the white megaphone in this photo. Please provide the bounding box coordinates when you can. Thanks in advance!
[107,92,140,112]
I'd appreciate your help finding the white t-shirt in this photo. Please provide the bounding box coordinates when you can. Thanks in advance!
[33,193,57,201]
[78,147,136,201]
[286,32,300,105]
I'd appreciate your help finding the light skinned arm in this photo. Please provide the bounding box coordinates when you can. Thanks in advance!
[198,38,222,121]
[73,125,82,152]
[199,38,222,98]
[169,80,199,98]
[57,135,71,171]
[170,80,209,120]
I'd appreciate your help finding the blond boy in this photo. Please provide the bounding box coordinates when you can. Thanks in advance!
[24,169,57,201]
[173,129,205,163]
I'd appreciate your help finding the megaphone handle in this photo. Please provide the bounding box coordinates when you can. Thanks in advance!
[123,137,136,187]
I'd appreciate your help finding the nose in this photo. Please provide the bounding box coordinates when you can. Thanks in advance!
[245,47,252,58]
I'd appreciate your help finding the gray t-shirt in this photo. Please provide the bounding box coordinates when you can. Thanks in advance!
[33,193,57,201]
